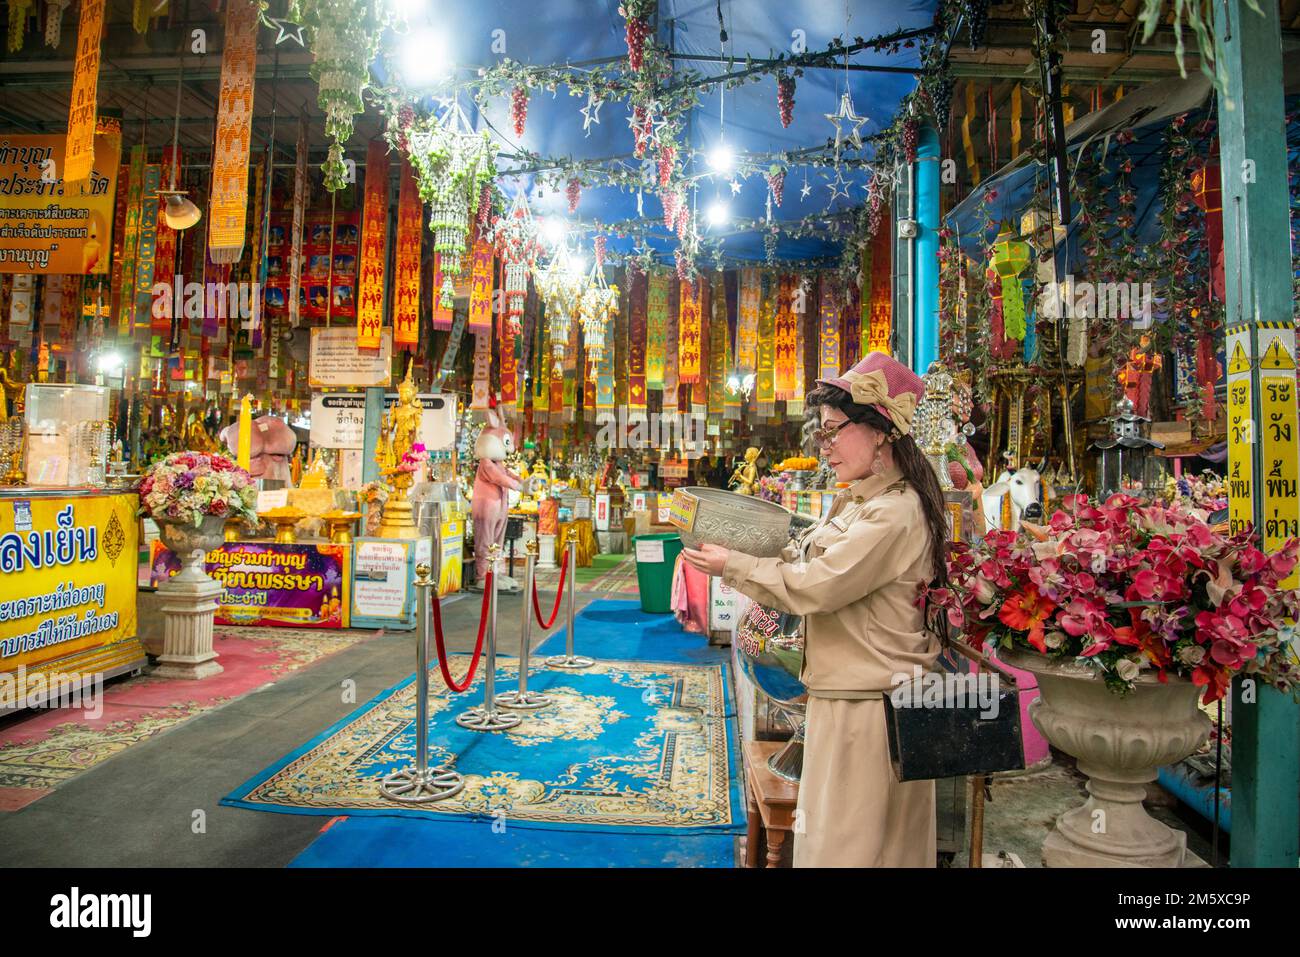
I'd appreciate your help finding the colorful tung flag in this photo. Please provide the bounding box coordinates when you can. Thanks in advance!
[392,160,422,349]
[646,272,669,389]
[818,274,842,382]
[774,274,797,400]
[207,0,259,263]
[678,278,702,384]
[628,268,648,411]
[756,272,776,415]
[64,0,105,184]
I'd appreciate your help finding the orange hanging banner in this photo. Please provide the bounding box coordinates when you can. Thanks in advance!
[356,139,389,350]
[392,159,422,350]
[467,239,494,334]
[431,253,454,330]
[207,0,258,263]
[678,278,702,384]
[774,274,797,400]
[64,0,105,184]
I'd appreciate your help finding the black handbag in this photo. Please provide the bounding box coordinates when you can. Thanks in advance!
[882,605,1026,782]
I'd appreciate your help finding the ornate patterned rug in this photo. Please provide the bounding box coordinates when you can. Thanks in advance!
[0,626,376,808]
[222,655,743,833]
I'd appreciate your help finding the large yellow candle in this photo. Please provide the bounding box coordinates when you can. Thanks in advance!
[236,394,252,471]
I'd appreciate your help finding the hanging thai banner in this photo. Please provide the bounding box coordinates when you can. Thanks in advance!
[64,0,105,184]
[131,162,161,337]
[356,139,389,351]
[108,158,128,317]
[867,215,892,354]
[709,273,727,417]
[431,253,454,329]
[0,127,120,275]
[499,271,519,413]
[818,274,842,381]
[757,272,776,414]
[393,160,421,349]
[663,277,680,414]
[435,306,468,387]
[470,330,491,409]
[467,239,493,334]
[287,117,307,328]
[207,0,258,263]
[614,289,629,411]
[152,147,179,341]
[774,275,797,400]
[646,272,668,389]
[597,334,615,410]
[116,146,145,337]
[844,280,861,366]
[628,269,647,411]
[246,157,266,349]
[549,329,564,424]
[737,268,760,374]
[562,318,579,423]
[678,278,702,384]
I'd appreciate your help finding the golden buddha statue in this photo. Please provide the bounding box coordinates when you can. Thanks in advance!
[729,446,761,496]
[375,361,423,539]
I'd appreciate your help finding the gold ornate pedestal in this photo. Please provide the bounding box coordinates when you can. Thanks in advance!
[323,509,362,544]
[377,471,421,540]
[260,507,307,544]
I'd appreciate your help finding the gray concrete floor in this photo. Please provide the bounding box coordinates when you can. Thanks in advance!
[0,588,595,868]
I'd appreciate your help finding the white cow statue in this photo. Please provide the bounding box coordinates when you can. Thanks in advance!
[981,464,1043,532]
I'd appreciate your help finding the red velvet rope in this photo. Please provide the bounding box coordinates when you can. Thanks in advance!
[531,550,569,630]
[431,572,492,693]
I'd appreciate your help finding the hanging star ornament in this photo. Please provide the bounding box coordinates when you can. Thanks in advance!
[800,173,812,200]
[581,94,603,136]
[728,178,742,196]
[267,17,306,47]
[826,169,851,204]
[825,92,868,151]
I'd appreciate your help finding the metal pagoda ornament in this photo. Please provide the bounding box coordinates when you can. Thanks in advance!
[1090,396,1166,496]
[406,98,497,307]
[493,191,541,336]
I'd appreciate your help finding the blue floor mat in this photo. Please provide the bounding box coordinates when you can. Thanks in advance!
[537,598,728,666]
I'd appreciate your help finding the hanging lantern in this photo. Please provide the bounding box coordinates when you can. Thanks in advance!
[1089,396,1166,496]
[990,223,1032,340]
[493,191,541,335]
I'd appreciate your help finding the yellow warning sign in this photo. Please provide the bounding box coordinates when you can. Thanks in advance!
[1228,340,1251,375]
[1226,326,1254,537]
[1260,330,1299,588]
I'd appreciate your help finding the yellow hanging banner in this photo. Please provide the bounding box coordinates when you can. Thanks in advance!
[962,84,980,187]
[64,0,106,184]
[207,0,259,263]
[1010,84,1023,158]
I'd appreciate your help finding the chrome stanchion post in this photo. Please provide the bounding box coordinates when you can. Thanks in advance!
[497,539,551,709]
[380,563,465,802]
[456,544,522,731]
[546,535,593,669]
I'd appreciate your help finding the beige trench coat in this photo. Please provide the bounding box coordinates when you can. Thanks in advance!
[722,465,940,867]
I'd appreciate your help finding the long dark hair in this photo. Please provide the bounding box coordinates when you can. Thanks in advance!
[806,383,950,589]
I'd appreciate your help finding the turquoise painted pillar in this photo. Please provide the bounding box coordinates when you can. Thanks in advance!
[1215,0,1300,868]
[914,125,941,374]
[362,386,385,485]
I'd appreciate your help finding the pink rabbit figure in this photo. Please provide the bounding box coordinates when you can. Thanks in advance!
[470,403,523,591]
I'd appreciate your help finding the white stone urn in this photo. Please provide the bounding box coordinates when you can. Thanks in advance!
[998,645,1211,868]
[153,515,227,680]
[156,515,227,582]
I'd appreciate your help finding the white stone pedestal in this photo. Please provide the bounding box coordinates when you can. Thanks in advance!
[537,533,557,569]
[153,575,225,680]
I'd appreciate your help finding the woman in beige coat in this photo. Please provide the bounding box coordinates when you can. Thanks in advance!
[683,353,951,867]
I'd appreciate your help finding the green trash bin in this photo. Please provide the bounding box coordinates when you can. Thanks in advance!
[632,532,684,614]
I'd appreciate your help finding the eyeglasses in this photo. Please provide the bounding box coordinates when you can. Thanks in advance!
[811,420,854,448]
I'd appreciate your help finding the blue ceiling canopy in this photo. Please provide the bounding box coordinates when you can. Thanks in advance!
[383,0,938,266]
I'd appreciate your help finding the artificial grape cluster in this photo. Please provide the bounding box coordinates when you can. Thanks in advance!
[930,76,954,132]
[963,0,989,50]
[657,143,675,188]
[566,178,581,214]
[625,15,650,71]
[510,86,529,137]
[902,119,918,164]
[594,234,607,268]
[632,105,648,157]
[764,229,778,266]
[777,75,795,128]
[662,190,676,229]
[767,170,785,207]
[476,182,493,230]
[397,104,414,152]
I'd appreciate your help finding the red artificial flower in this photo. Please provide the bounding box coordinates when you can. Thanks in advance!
[997,585,1057,653]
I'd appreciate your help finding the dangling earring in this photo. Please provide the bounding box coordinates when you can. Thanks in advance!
[870,442,886,475]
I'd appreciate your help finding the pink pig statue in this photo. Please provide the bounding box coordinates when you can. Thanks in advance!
[470,406,523,591]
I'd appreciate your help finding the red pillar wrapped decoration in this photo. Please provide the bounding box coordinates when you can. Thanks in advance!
[1190,143,1225,304]
[356,138,389,351]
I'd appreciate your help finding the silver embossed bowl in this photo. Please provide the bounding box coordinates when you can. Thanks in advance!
[671,487,793,557]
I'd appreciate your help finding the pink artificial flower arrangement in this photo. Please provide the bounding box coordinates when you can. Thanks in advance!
[138,451,259,527]
[928,493,1300,703]
[397,442,429,475]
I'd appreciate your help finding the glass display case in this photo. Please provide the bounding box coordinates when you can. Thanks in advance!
[23,383,111,487]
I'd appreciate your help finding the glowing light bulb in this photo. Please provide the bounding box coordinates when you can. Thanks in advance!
[707,200,730,227]
[706,141,734,174]
[399,29,450,87]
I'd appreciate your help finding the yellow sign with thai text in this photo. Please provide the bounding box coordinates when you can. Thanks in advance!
[0,493,139,673]
[0,129,121,274]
